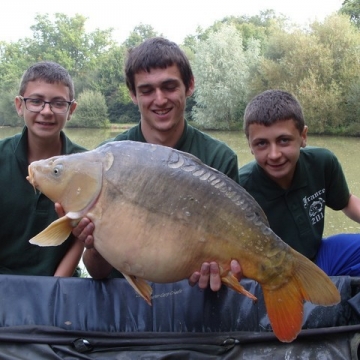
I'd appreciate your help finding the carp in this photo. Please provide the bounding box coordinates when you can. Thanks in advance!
[27,140,340,342]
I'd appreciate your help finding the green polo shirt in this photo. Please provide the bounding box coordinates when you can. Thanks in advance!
[0,127,86,275]
[239,147,350,260]
[105,121,239,183]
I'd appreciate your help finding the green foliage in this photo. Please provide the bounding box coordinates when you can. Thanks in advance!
[344,79,360,126]
[27,13,115,75]
[123,24,160,48]
[86,45,131,123]
[3,8,360,134]
[70,90,110,128]
[340,0,360,27]
[0,47,28,125]
[185,10,287,54]
[192,24,260,130]
[248,13,360,134]
[0,86,22,126]
[296,74,343,133]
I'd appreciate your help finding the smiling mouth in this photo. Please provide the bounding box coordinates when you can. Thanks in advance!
[267,162,287,169]
[36,122,55,126]
[153,109,171,115]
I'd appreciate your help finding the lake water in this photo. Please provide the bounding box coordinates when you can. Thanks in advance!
[2,126,360,237]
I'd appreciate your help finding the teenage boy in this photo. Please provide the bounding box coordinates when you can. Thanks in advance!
[239,89,360,275]
[70,37,242,286]
[0,61,85,276]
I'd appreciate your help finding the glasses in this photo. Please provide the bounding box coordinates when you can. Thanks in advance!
[19,96,74,114]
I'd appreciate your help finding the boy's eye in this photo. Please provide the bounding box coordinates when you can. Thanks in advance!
[28,99,42,105]
[279,138,290,145]
[255,140,267,148]
[139,88,153,95]
[163,85,177,92]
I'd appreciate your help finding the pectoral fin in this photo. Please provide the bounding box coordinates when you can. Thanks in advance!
[29,216,73,246]
[123,273,153,305]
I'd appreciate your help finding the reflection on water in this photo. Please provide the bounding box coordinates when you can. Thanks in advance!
[1,126,360,236]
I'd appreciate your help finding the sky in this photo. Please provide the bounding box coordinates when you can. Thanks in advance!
[1,0,344,45]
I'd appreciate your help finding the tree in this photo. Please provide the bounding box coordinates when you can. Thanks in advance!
[85,44,138,123]
[71,90,109,128]
[340,0,360,27]
[192,25,260,130]
[0,41,32,125]
[249,14,360,134]
[184,10,288,54]
[123,24,160,48]
[0,13,115,125]
[26,13,115,78]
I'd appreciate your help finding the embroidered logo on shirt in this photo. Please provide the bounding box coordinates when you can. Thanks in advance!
[303,189,325,225]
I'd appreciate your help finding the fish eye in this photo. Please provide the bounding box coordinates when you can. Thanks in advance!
[53,164,63,176]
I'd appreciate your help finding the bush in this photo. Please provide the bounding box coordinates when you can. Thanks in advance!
[71,90,110,128]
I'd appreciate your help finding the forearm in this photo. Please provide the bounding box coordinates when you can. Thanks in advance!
[54,238,84,277]
[83,248,113,279]
[342,194,360,223]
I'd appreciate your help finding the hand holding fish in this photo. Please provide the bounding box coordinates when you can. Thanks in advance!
[188,260,243,291]
[72,217,95,249]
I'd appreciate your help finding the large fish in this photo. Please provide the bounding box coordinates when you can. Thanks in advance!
[27,140,340,342]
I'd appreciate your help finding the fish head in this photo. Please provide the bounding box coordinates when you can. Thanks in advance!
[27,152,106,217]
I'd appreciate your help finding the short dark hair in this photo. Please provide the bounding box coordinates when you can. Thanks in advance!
[125,37,193,94]
[243,89,305,137]
[19,61,75,100]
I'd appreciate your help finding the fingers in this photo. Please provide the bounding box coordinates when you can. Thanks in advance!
[188,271,200,287]
[54,203,65,218]
[72,218,95,249]
[198,262,210,289]
[209,262,222,291]
[72,218,91,237]
[197,262,221,291]
[188,260,243,292]
[83,235,95,250]
[230,259,243,281]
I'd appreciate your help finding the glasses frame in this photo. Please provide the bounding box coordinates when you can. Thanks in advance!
[19,96,74,114]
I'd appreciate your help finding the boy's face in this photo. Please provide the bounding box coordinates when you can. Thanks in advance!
[247,119,307,189]
[15,80,76,141]
[130,64,194,138]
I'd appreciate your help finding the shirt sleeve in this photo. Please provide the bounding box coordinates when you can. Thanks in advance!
[324,151,350,210]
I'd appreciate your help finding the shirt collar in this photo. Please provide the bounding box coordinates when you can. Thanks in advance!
[14,126,68,163]
[254,153,308,200]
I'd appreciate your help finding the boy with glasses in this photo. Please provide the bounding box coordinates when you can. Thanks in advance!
[0,61,85,276]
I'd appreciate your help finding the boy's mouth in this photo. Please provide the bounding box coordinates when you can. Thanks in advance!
[153,109,171,116]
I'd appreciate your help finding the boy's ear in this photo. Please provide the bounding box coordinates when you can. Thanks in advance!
[14,96,23,116]
[186,76,195,97]
[69,101,77,115]
[247,140,254,154]
[67,101,77,120]
[130,91,138,105]
[301,126,308,147]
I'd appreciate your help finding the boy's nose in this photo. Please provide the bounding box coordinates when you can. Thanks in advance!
[268,144,281,159]
[40,102,53,114]
[154,89,167,105]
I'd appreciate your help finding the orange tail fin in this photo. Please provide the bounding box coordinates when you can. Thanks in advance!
[262,250,340,342]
